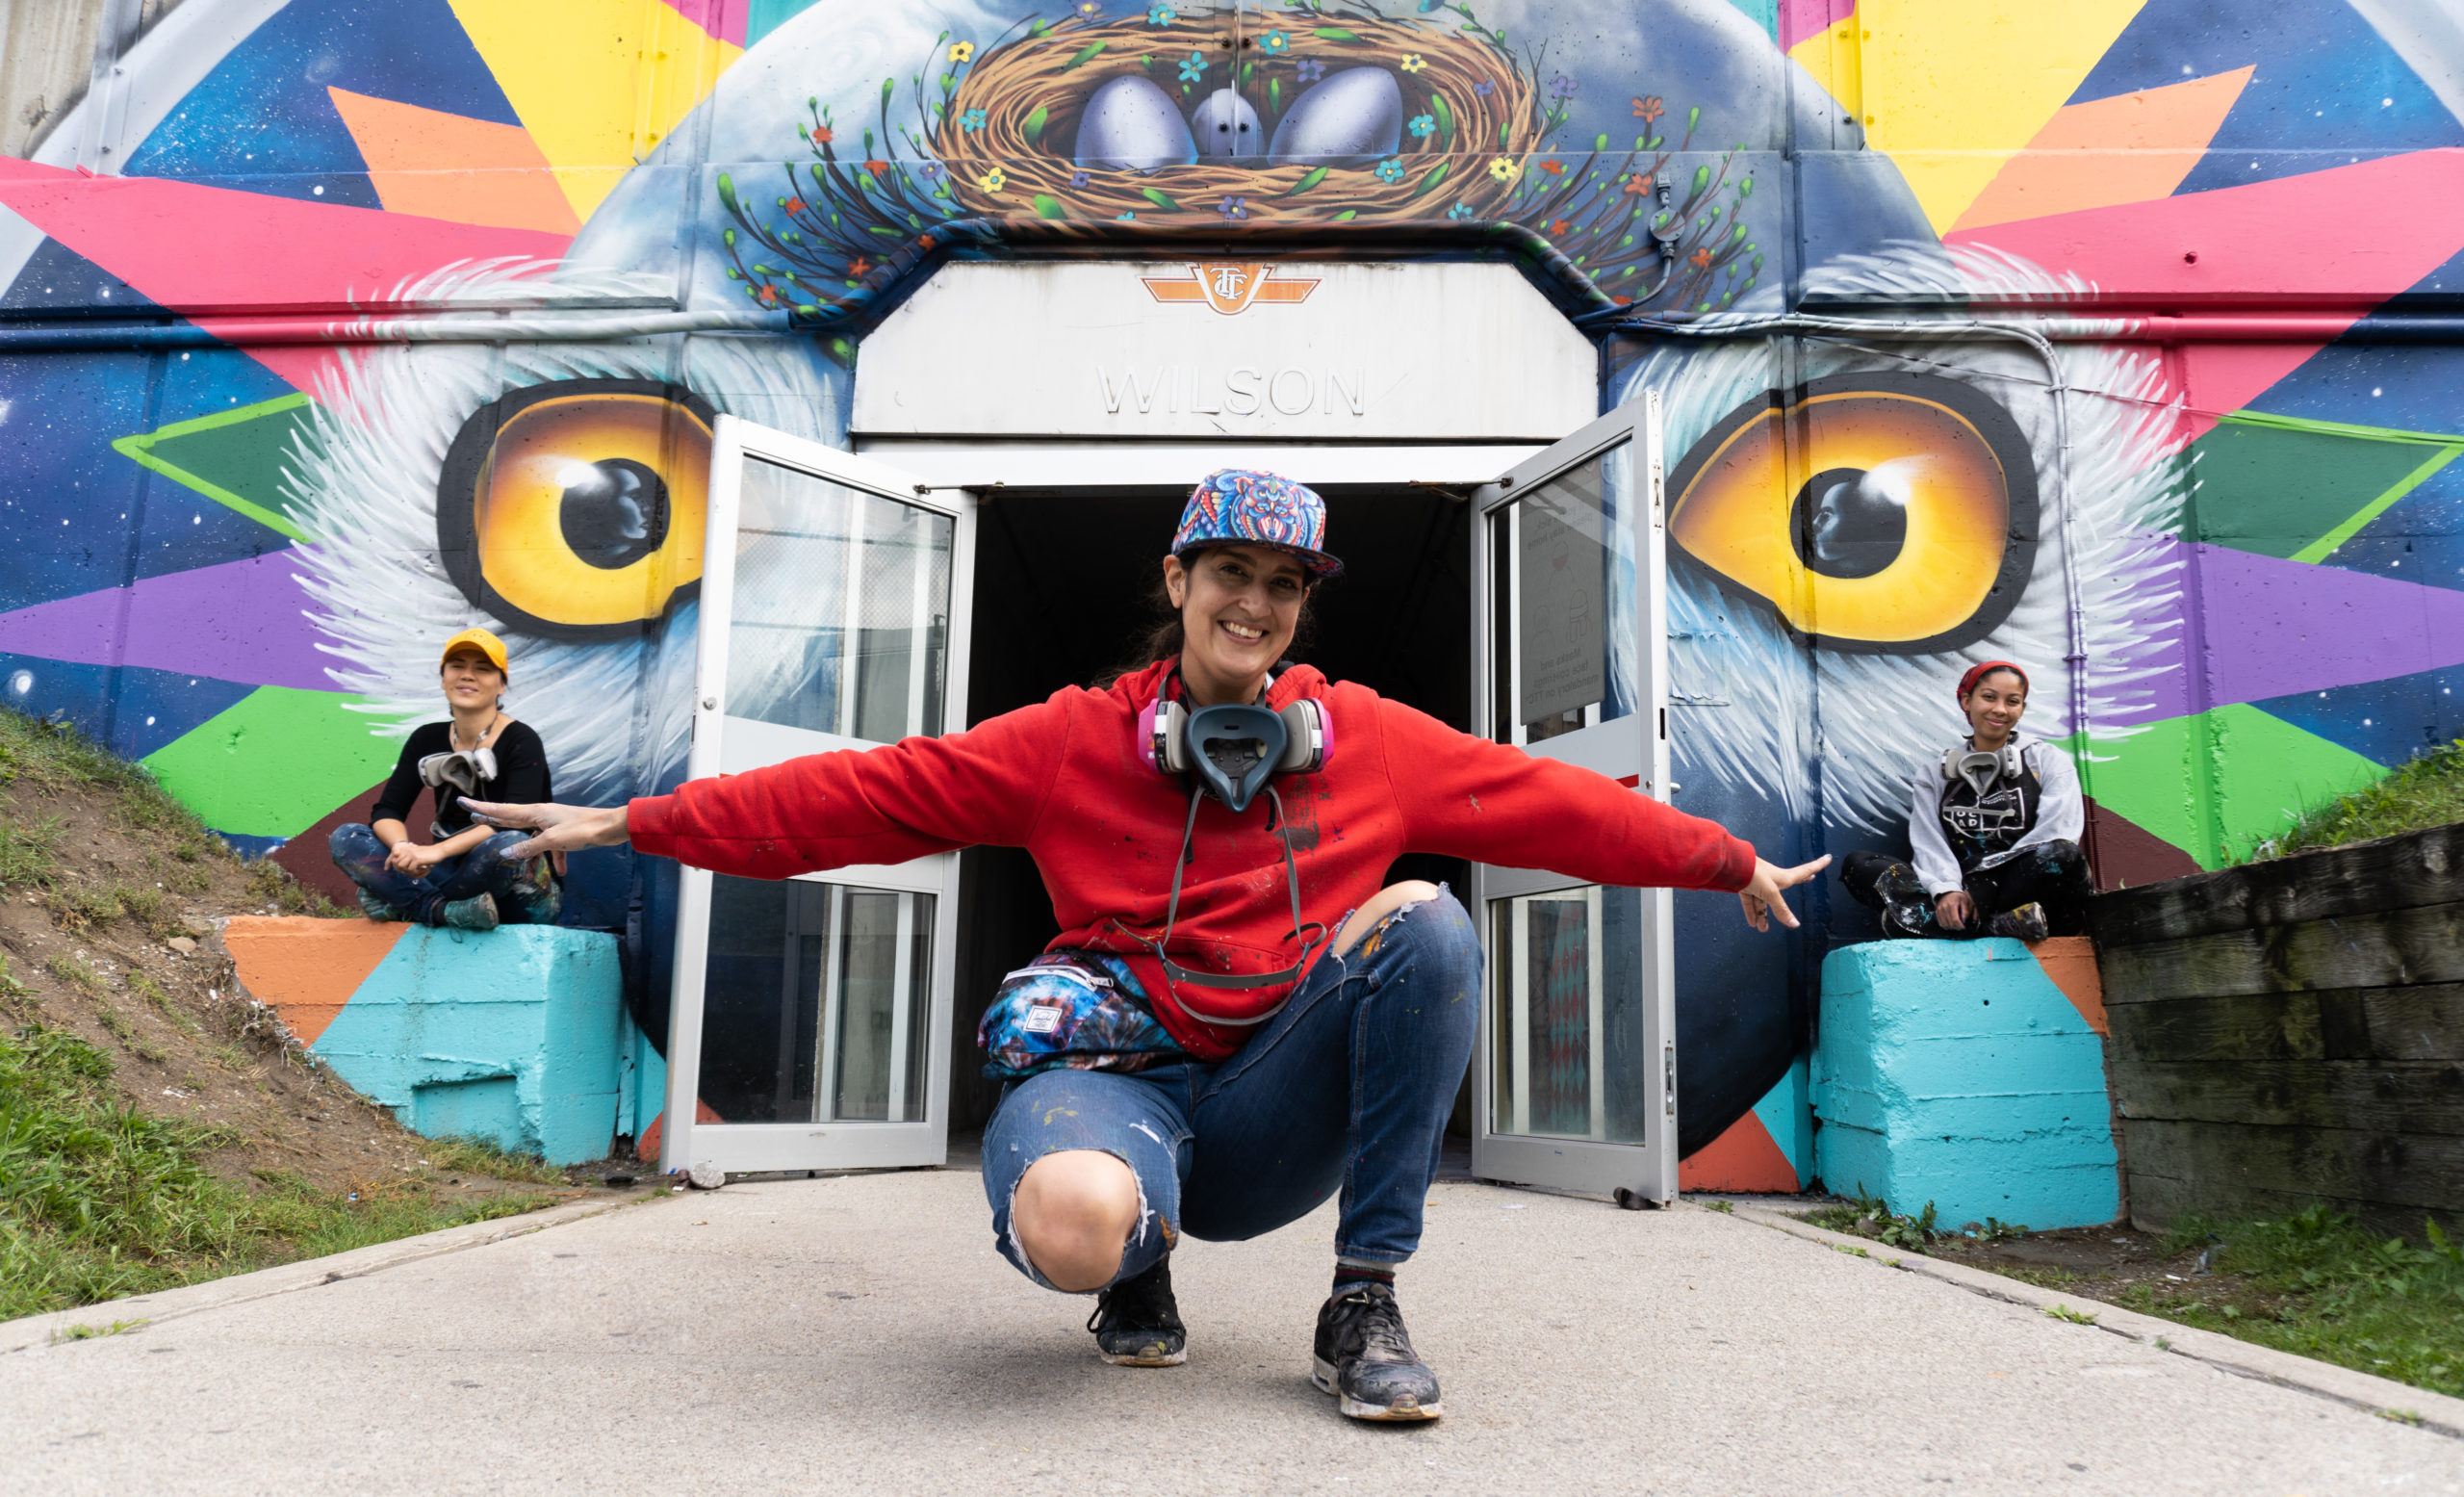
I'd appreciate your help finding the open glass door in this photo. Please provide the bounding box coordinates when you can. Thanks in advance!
[1468,392,1676,1202]
[659,417,974,1174]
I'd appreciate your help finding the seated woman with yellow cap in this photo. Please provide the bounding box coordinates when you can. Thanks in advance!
[327,628,559,931]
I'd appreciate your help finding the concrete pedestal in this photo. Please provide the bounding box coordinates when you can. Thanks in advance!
[1811,939,2119,1230]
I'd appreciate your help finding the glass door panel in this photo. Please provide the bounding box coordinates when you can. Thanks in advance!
[1470,394,1678,1202]
[663,419,973,1175]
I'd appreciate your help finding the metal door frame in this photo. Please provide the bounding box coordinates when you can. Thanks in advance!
[660,416,977,1175]
[1466,392,1678,1201]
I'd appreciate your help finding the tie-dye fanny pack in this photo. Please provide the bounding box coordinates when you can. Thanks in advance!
[976,950,1187,1080]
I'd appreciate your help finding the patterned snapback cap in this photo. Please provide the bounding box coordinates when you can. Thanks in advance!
[1169,468,1343,578]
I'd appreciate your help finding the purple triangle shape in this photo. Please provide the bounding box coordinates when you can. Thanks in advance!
[0,554,332,692]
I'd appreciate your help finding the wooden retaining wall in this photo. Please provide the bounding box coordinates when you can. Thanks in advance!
[2084,822,2464,1238]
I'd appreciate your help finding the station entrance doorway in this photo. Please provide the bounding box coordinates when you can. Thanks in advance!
[655,259,1681,1204]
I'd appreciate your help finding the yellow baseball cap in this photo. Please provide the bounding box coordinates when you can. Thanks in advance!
[439,627,508,675]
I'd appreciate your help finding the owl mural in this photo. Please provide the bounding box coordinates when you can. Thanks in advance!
[10,0,2455,1171]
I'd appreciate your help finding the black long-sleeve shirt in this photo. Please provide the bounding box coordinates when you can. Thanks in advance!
[371,720,552,839]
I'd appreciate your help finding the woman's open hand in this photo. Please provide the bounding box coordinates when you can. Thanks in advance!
[1739,854,1832,932]
[460,800,630,860]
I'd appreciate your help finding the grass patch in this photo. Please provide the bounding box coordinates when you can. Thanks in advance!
[0,813,64,889]
[43,954,101,994]
[2247,737,2464,862]
[2113,1205,2464,1398]
[0,1022,557,1322]
[424,1134,567,1186]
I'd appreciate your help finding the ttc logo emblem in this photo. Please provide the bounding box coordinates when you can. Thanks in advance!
[1141,263,1320,316]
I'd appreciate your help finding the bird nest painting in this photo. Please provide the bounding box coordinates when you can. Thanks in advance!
[713,2,1766,333]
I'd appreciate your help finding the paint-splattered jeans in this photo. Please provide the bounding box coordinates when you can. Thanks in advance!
[981,889,1481,1292]
[327,823,561,927]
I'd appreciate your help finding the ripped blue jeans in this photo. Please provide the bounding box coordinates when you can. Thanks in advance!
[981,889,1482,1291]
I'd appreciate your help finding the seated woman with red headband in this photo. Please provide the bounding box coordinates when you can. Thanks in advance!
[1841,660,2091,942]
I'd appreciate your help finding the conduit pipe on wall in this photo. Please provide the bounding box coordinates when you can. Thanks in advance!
[0,308,791,351]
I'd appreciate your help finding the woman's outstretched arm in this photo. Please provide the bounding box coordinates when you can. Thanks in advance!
[460,800,629,859]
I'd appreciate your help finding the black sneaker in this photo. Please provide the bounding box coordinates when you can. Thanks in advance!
[1313,1282,1443,1421]
[1087,1256,1186,1367]
[1989,901,2050,942]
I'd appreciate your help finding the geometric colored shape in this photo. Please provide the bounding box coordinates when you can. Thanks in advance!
[2111,540,2464,727]
[326,89,581,237]
[2251,664,2464,771]
[267,779,397,911]
[113,395,320,541]
[1842,0,2150,235]
[1679,1107,1799,1193]
[1749,1052,1814,1188]
[141,686,404,839]
[2083,794,2203,891]
[1776,0,1854,54]
[445,0,743,224]
[1950,66,2251,234]
[0,555,332,692]
[2026,935,2107,1037]
[2184,411,2462,562]
[2065,703,2386,869]
[667,0,749,47]
[0,652,258,763]
[635,1097,728,1163]
[1813,939,2120,1228]
[307,922,624,1164]
[1948,150,2464,305]
[220,915,410,1045]
[2169,343,2347,451]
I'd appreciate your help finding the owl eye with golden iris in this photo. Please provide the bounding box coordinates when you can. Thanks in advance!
[1665,373,2038,654]
[437,380,717,639]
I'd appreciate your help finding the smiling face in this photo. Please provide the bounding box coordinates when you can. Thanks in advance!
[1962,668,2027,749]
[441,648,506,715]
[1164,543,1311,705]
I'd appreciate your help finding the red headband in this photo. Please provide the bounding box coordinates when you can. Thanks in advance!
[1958,660,2028,702]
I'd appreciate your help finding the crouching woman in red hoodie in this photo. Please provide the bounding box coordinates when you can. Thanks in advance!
[469,469,1825,1423]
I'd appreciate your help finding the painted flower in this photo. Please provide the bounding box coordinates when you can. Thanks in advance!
[979,167,1008,192]
[1407,113,1435,138]
[1399,54,1427,73]
[1147,4,1175,20]
[1539,158,1565,174]
[920,162,945,180]
[1296,59,1324,82]
[1632,96,1663,123]
[1473,80,1493,97]
[1373,158,1405,184]
[848,256,874,276]
[1550,73,1578,99]
[865,158,890,175]
[1117,211,1138,220]
[1070,169,1091,188]
[756,284,780,305]
[962,107,989,132]
[1548,218,1572,236]
[1688,247,1713,270]
[1487,156,1519,183]
[1445,201,1475,219]
[812,125,835,143]
[1219,195,1248,219]
[949,41,975,63]
[782,197,808,215]
[1078,1,1104,15]
[1621,171,1653,194]
[1179,49,1205,82]
[1261,29,1290,53]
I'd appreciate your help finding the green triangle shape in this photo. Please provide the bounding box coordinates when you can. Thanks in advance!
[2183,412,2459,562]
[2056,703,2385,870]
[113,393,318,541]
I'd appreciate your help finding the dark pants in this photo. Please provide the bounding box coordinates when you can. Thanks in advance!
[1841,840,2091,939]
[328,823,560,926]
[980,890,1482,1291]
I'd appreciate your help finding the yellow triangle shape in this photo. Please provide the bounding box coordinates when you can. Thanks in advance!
[446,0,743,225]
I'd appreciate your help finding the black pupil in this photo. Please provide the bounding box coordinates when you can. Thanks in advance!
[1789,466,1907,581]
[559,457,668,570]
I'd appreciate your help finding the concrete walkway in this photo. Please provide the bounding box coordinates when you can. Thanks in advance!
[5,1173,2460,1496]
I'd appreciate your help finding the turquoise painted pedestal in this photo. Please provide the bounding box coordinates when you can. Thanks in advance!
[309,926,624,1166]
[1812,940,2119,1230]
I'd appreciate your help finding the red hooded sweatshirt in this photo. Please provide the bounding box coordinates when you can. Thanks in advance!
[628,659,1756,1061]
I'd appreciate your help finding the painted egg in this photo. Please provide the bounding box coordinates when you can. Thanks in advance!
[1073,74,1198,172]
[1190,88,1262,158]
[1267,65,1402,166]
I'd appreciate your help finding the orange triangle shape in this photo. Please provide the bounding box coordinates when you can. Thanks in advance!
[1679,1108,1800,1193]
[328,87,581,237]
[219,916,407,1046]
[2027,935,2108,1036]
[1952,66,2252,234]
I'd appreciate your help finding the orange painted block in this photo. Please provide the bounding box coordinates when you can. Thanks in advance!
[635,1099,727,1163]
[1951,66,2251,234]
[1678,1108,1799,1193]
[2027,935,2107,1037]
[327,87,582,237]
[219,916,406,1046]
